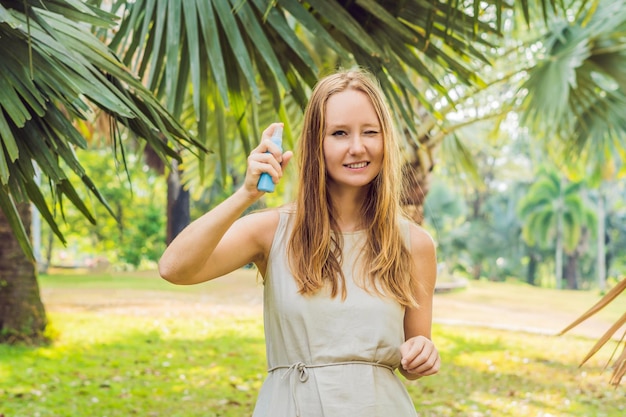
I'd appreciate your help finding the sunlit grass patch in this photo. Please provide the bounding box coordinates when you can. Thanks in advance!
[407,325,624,417]
[1,312,623,416]
[1,312,266,417]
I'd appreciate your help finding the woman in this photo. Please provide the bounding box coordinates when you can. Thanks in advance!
[159,69,440,416]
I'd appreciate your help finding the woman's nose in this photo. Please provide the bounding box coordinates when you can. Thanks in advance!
[348,135,366,154]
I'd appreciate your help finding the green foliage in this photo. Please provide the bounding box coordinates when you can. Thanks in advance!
[425,159,623,287]
[105,0,506,168]
[0,0,200,257]
[180,80,303,201]
[118,203,165,268]
[40,149,166,269]
[425,130,532,283]
[517,168,596,254]
[520,0,626,180]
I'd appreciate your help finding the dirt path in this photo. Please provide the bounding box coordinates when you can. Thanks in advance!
[41,270,617,340]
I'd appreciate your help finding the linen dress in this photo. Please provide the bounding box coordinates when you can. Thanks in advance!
[251,210,418,417]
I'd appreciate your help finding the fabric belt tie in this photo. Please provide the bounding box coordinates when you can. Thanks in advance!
[267,361,394,417]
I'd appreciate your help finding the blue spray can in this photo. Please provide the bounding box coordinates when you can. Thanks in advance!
[257,126,283,193]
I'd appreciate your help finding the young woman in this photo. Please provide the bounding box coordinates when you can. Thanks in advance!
[159,69,440,416]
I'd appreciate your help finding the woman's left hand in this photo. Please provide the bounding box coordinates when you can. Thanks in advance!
[400,335,441,377]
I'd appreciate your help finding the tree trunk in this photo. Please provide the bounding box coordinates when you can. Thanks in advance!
[555,180,564,289]
[166,160,190,244]
[472,263,482,280]
[604,230,612,286]
[401,134,436,226]
[41,227,55,275]
[596,186,606,291]
[564,253,579,290]
[399,107,438,226]
[401,161,430,224]
[0,203,47,344]
[526,252,538,286]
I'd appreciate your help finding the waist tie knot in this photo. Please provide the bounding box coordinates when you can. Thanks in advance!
[286,361,309,383]
[267,361,394,417]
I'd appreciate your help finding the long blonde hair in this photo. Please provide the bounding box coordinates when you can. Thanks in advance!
[287,69,419,308]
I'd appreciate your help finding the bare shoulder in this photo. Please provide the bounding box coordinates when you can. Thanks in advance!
[240,206,282,223]
[236,207,282,241]
[236,204,294,253]
[236,206,289,274]
[406,222,437,291]
[407,222,436,256]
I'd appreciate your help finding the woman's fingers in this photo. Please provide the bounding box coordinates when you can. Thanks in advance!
[243,123,292,193]
[248,149,288,180]
[400,336,441,376]
[405,352,440,376]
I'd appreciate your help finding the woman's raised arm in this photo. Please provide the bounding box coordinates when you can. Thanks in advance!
[158,123,292,285]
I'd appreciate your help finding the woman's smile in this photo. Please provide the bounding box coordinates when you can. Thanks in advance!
[344,161,369,169]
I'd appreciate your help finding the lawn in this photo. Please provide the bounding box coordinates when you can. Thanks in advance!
[0,272,624,416]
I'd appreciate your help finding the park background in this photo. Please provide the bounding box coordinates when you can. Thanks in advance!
[1,0,625,416]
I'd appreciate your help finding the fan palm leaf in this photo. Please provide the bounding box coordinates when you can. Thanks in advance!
[521,0,626,177]
[0,0,202,258]
[106,0,508,168]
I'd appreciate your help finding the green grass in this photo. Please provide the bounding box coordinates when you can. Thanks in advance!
[407,327,623,416]
[37,271,187,291]
[1,313,266,417]
[1,273,624,416]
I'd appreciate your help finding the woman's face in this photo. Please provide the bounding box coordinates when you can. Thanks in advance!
[323,89,383,192]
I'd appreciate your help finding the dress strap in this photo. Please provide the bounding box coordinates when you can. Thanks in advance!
[267,361,394,417]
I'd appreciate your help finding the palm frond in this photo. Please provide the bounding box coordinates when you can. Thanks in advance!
[0,0,201,258]
[107,0,507,172]
[559,277,626,386]
[520,0,626,173]
[559,278,626,334]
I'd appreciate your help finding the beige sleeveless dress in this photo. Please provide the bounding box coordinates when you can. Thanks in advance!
[251,210,418,417]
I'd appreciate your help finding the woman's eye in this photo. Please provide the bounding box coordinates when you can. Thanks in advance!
[332,130,347,136]
[365,130,379,135]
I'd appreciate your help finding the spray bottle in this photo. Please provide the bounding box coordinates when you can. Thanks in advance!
[257,125,283,193]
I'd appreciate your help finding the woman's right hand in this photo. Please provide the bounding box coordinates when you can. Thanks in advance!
[242,123,293,198]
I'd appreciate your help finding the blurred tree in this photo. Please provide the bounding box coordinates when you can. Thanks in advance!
[39,149,167,269]
[519,0,626,291]
[517,169,597,289]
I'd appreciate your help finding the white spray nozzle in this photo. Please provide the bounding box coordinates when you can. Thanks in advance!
[271,126,283,142]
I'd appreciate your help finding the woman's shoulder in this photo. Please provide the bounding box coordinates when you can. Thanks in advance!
[404,220,436,255]
[278,202,296,215]
[243,206,280,228]
[241,203,296,238]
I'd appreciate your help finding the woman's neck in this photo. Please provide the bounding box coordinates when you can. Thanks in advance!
[328,187,368,232]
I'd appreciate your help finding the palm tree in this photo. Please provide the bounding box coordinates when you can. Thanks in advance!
[0,203,45,343]
[0,0,593,342]
[517,169,597,289]
[104,0,506,226]
[0,0,201,343]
